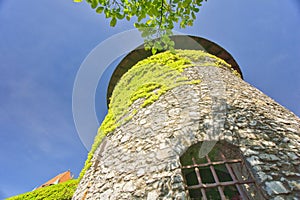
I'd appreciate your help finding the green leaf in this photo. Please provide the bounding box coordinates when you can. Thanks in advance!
[191,12,196,19]
[144,43,151,51]
[187,20,193,26]
[146,19,152,25]
[195,0,203,6]
[170,40,175,46]
[138,14,145,22]
[193,7,200,12]
[178,2,183,8]
[104,8,110,18]
[96,7,104,14]
[132,6,137,14]
[182,0,190,7]
[161,34,169,43]
[152,47,157,55]
[73,0,82,2]
[180,20,186,28]
[110,17,117,27]
[116,13,124,19]
[167,22,174,29]
[91,0,98,9]
[154,41,163,50]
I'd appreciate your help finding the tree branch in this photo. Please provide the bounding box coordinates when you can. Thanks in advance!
[159,0,164,28]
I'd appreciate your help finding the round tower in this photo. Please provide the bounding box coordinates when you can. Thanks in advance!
[73,36,300,199]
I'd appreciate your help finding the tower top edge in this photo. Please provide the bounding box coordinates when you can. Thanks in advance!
[107,35,242,106]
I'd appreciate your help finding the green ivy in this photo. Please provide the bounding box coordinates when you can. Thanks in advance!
[6,179,78,200]
[78,50,240,181]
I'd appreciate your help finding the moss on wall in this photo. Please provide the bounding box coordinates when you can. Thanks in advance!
[6,179,78,200]
[78,50,239,180]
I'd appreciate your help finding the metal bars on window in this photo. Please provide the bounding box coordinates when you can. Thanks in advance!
[181,149,263,200]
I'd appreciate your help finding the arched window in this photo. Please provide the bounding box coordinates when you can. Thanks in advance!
[180,141,266,200]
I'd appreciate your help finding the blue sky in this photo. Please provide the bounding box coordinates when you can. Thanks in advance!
[0,0,299,198]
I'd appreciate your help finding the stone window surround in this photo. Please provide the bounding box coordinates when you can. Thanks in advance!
[180,141,267,200]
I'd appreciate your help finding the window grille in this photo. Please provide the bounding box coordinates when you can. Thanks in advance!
[180,142,266,200]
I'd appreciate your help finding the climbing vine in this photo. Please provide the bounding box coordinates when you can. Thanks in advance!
[7,179,78,200]
[78,49,240,180]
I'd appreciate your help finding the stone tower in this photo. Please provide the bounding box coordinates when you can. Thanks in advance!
[73,36,300,200]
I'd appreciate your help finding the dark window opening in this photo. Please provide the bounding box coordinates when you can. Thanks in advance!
[180,141,266,200]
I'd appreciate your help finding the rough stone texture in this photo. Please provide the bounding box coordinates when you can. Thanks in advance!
[73,63,300,199]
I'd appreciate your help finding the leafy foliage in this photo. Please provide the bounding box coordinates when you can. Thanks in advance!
[74,0,206,53]
[6,179,78,200]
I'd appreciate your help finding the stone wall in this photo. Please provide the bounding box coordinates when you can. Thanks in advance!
[73,58,300,199]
